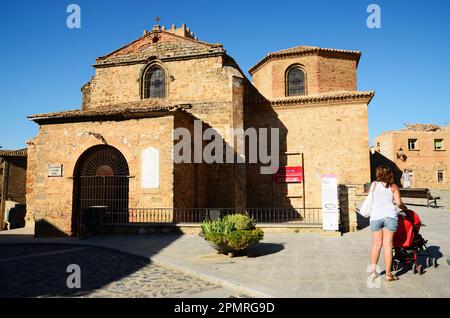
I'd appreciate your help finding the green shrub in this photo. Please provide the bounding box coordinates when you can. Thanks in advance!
[201,213,263,253]
[223,214,256,230]
[226,228,264,250]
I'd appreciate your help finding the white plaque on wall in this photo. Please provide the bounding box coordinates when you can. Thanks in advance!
[141,147,160,189]
[48,164,63,177]
[321,174,339,231]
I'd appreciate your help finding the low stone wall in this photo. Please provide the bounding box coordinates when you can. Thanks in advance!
[339,184,358,233]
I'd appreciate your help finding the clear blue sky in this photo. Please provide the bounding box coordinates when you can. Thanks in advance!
[0,0,449,150]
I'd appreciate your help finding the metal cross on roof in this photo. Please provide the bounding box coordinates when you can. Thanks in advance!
[155,16,160,25]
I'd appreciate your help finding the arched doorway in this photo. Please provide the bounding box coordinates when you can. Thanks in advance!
[72,145,130,237]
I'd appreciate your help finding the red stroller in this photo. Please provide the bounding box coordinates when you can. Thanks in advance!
[392,209,438,275]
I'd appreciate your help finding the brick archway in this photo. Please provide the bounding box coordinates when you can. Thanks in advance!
[72,145,130,237]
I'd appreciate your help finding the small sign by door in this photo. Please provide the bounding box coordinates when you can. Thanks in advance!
[48,164,63,177]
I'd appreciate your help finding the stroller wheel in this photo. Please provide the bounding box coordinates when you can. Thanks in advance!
[392,260,400,271]
[412,263,418,274]
[433,258,438,268]
[427,257,433,267]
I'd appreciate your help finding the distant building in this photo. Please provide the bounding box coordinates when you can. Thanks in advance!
[373,124,449,189]
[0,149,27,230]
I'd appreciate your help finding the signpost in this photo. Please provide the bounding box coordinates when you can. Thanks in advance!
[321,174,339,231]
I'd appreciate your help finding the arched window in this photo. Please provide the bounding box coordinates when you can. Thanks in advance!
[286,66,306,96]
[143,66,165,98]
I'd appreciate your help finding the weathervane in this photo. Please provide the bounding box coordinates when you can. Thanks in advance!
[155,16,161,25]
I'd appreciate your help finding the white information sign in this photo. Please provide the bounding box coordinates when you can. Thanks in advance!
[142,147,160,189]
[321,174,339,231]
[48,164,63,177]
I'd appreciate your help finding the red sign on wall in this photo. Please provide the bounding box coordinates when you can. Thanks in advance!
[274,166,303,183]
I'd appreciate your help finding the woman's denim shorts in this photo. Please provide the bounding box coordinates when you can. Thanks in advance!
[370,217,398,232]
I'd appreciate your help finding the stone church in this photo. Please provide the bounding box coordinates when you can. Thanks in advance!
[26,24,374,237]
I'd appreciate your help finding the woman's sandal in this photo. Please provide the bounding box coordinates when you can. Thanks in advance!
[369,271,378,280]
[385,273,399,281]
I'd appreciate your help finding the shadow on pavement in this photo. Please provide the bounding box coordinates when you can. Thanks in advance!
[392,245,442,278]
[0,244,150,298]
[0,234,183,298]
[427,245,443,262]
[241,243,285,258]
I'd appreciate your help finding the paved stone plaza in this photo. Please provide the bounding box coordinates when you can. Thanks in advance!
[0,244,244,298]
[0,191,449,298]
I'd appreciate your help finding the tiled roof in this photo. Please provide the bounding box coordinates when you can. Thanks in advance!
[246,91,375,106]
[96,30,224,66]
[249,45,361,75]
[0,148,27,158]
[274,45,360,56]
[401,124,442,132]
[378,124,450,136]
[28,100,192,124]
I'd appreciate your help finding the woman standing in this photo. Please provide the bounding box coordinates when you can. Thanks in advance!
[369,166,406,281]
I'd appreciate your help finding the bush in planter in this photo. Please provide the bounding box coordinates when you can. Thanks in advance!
[201,214,264,255]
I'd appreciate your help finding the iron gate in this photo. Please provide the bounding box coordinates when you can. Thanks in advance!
[73,145,130,237]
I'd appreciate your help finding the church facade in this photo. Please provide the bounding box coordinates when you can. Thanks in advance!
[26,24,374,236]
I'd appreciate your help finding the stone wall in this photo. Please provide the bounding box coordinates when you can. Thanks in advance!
[0,157,27,230]
[27,26,375,234]
[245,101,371,208]
[27,115,176,236]
[175,103,244,210]
[374,127,450,190]
[0,159,4,202]
[339,184,358,232]
[26,144,36,227]
[87,56,232,109]
[83,38,248,207]
[3,158,27,204]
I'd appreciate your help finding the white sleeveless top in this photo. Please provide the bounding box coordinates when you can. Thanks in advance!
[370,182,397,221]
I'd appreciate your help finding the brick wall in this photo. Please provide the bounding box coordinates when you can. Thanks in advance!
[251,55,357,99]
[318,56,357,93]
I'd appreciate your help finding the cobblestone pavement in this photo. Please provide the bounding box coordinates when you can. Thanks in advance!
[0,244,244,298]
[1,191,449,298]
